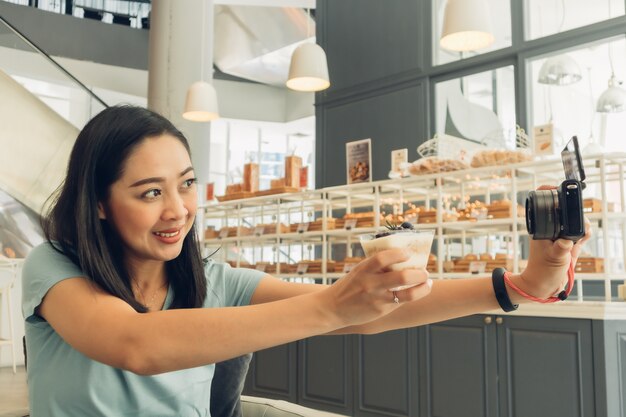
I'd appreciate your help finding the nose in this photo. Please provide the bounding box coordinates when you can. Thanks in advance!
[162,191,189,221]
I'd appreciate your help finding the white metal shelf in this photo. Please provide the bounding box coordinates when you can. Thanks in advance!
[200,153,626,309]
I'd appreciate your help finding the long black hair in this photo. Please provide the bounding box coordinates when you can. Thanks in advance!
[42,105,207,312]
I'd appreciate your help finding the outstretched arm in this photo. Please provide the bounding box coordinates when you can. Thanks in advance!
[251,219,591,335]
[38,249,427,375]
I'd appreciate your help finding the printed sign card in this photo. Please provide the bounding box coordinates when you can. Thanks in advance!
[391,148,408,176]
[346,139,372,184]
[533,123,554,155]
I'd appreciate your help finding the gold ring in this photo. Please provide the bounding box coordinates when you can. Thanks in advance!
[392,291,399,304]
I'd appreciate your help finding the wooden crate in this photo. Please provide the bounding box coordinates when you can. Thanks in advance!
[254,223,290,235]
[575,257,604,273]
[583,198,615,213]
[289,218,337,233]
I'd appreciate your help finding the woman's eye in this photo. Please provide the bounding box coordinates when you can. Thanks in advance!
[142,189,162,199]
[183,178,197,188]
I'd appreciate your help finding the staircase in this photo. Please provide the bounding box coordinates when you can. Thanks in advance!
[0,15,107,214]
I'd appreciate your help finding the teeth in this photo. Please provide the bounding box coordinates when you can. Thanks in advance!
[154,230,180,238]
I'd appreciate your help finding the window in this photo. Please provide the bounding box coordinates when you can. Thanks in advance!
[525,0,625,41]
[434,65,517,147]
[528,37,626,152]
[209,117,315,196]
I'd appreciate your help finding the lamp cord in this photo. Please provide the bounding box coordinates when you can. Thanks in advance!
[307,8,310,38]
[608,0,616,77]
[586,66,596,142]
[200,0,205,82]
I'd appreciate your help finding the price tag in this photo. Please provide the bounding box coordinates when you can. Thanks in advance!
[254,226,265,236]
[297,222,310,234]
[342,263,357,274]
[296,263,309,275]
[218,229,229,239]
[255,263,267,272]
[533,123,554,155]
[469,261,487,274]
[344,219,357,230]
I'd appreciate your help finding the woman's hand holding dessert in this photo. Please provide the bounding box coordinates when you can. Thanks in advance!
[322,248,431,327]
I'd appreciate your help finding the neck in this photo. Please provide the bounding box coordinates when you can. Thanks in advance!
[126,258,168,290]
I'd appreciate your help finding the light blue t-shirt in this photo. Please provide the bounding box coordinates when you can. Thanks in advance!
[22,242,264,417]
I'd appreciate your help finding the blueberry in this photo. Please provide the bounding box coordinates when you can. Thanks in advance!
[400,222,414,230]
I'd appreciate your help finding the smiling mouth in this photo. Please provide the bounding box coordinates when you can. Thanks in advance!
[153,230,180,238]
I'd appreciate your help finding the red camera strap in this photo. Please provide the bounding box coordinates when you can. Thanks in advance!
[503,260,575,303]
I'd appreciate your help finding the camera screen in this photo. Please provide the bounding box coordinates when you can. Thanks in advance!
[561,136,586,182]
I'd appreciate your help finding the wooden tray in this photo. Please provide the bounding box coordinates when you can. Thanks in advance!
[254,187,300,197]
[216,191,255,202]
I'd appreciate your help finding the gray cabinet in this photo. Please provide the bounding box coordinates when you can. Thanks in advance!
[422,315,595,417]
[244,315,609,417]
[244,341,298,403]
[298,335,353,415]
[354,329,420,417]
[420,315,498,417]
[497,316,595,417]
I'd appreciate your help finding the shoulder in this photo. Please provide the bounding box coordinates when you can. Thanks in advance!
[22,242,86,319]
[23,242,82,278]
[202,259,265,307]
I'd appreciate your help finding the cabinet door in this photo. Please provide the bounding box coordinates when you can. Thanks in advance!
[497,316,594,417]
[354,328,419,417]
[243,342,297,403]
[298,335,353,415]
[420,315,498,417]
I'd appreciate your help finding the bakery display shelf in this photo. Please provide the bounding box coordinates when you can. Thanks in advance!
[441,217,526,231]
[325,227,378,238]
[206,189,326,209]
[204,232,325,245]
[441,229,529,240]
[586,212,626,222]
[201,153,626,305]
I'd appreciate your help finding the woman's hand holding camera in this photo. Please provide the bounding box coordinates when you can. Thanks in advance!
[517,185,592,300]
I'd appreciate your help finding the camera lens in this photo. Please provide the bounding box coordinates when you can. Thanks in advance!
[525,189,560,240]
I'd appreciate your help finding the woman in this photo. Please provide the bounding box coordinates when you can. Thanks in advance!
[22,105,589,416]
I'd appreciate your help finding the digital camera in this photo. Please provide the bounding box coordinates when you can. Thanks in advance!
[525,136,586,241]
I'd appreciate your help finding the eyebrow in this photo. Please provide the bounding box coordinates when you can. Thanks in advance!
[129,166,195,187]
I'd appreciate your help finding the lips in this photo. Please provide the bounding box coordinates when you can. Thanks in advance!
[153,230,180,238]
[152,226,184,238]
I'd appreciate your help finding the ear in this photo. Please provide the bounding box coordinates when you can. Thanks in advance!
[97,202,106,220]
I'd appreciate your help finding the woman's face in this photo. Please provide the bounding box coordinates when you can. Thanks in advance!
[101,134,198,265]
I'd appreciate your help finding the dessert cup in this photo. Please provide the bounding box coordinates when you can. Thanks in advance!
[359,229,435,291]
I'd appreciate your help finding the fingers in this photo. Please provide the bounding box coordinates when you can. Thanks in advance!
[572,216,592,260]
[379,268,430,294]
[393,278,433,303]
[537,184,557,190]
[355,248,410,273]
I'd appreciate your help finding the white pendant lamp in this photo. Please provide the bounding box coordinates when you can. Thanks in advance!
[183,81,220,122]
[286,42,330,92]
[596,75,626,113]
[440,0,495,52]
[182,0,219,122]
[286,8,330,92]
[537,54,582,86]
